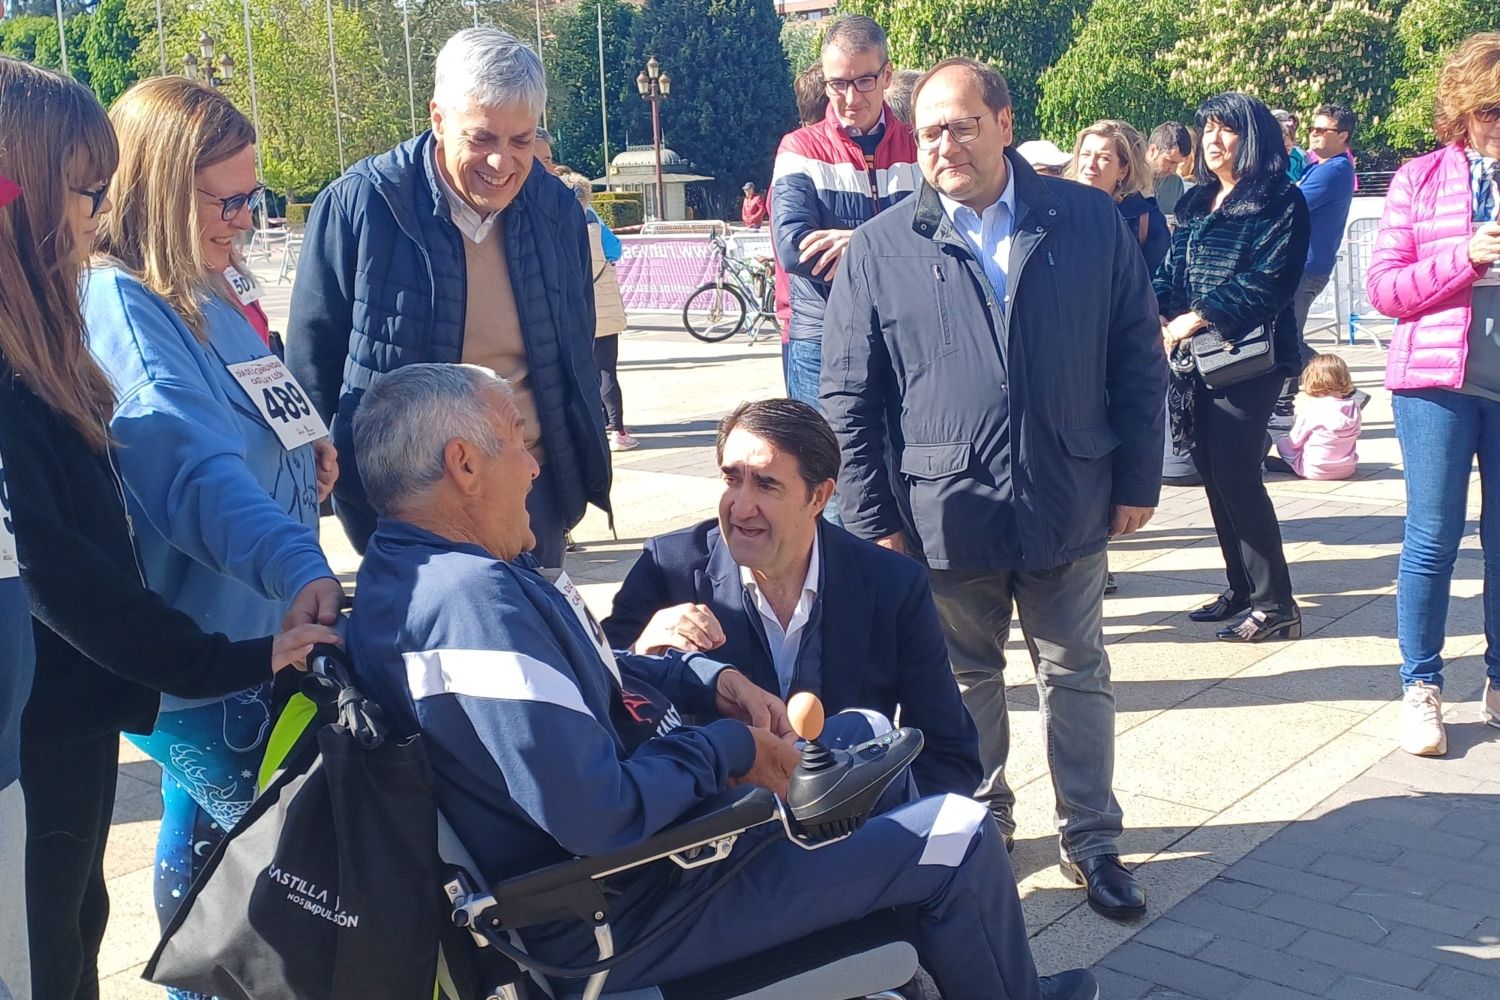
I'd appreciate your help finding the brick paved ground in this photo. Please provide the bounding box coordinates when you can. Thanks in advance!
[92,257,1500,995]
[1095,711,1500,1000]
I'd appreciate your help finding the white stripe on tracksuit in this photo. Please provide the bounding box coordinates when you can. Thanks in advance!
[403,648,595,720]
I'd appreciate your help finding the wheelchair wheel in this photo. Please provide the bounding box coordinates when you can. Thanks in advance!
[683,283,748,343]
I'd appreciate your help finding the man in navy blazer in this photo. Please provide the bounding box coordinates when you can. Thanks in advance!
[603,399,981,798]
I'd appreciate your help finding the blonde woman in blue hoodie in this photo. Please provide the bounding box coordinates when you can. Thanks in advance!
[81,77,342,995]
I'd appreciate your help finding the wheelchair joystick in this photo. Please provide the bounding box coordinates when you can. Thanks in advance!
[788,692,835,773]
[783,693,924,844]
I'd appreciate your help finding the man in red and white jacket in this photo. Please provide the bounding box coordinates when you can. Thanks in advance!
[770,13,919,412]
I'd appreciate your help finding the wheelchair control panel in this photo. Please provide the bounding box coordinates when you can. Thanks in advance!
[784,693,925,844]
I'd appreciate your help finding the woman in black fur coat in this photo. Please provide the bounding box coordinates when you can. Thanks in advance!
[1155,92,1311,643]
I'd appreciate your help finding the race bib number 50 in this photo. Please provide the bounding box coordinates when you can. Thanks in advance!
[0,445,18,580]
[226,357,330,451]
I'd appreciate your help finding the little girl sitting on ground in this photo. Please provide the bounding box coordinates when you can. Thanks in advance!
[1265,353,1362,480]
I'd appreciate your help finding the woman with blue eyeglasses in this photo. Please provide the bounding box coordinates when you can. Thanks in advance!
[80,77,342,1000]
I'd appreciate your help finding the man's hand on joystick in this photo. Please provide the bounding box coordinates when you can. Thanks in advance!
[729,727,801,798]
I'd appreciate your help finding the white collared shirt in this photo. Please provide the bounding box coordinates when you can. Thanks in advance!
[431,141,498,244]
[846,109,888,138]
[740,535,821,699]
[938,167,1017,303]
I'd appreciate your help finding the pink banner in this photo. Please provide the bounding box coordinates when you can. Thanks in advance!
[615,235,719,312]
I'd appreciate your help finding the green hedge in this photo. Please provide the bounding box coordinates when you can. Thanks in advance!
[285,202,313,226]
[593,192,644,229]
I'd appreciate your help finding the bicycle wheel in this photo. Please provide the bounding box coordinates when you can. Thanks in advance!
[682,283,748,343]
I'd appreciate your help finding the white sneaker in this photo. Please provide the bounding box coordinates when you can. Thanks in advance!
[1400,681,1447,756]
[1484,682,1500,730]
[610,430,639,452]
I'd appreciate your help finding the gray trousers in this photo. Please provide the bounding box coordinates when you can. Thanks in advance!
[928,549,1123,862]
[1279,270,1334,409]
[0,780,29,1000]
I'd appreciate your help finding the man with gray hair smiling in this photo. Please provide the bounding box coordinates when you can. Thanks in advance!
[346,363,1100,1000]
[288,26,610,564]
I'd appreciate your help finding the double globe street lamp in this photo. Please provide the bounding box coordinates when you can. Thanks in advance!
[635,56,671,222]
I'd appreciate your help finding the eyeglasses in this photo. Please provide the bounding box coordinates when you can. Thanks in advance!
[197,184,265,221]
[915,116,984,151]
[825,61,888,97]
[73,183,109,218]
[1475,106,1500,124]
[1307,126,1347,136]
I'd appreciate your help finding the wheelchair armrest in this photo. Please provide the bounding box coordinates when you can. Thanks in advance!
[486,786,779,930]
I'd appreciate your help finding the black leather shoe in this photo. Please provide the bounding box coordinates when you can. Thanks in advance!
[1216,608,1302,643]
[1189,593,1251,622]
[1060,854,1147,920]
[1039,969,1100,1000]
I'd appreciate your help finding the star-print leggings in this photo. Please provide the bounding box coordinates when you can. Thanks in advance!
[127,684,273,1000]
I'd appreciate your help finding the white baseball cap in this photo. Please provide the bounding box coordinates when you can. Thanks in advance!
[1016,139,1072,169]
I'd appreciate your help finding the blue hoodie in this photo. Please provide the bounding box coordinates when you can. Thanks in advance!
[0,438,35,789]
[82,265,332,709]
[349,519,756,885]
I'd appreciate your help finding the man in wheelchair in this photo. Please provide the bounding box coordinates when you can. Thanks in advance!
[346,364,1098,999]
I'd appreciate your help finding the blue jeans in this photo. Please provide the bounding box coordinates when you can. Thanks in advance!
[1393,389,1500,689]
[784,337,822,408]
[784,337,844,526]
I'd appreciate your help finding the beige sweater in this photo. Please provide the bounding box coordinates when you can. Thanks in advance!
[460,220,544,462]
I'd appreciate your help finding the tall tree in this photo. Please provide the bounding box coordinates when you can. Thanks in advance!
[838,0,1091,140]
[543,0,635,179]
[779,17,821,77]
[130,0,407,200]
[1382,0,1500,153]
[626,0,796,218]
[1163,0,1398,154]
[1037,0,1194,145]
[74,0,142,105]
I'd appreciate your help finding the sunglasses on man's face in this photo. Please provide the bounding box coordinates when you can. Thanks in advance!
[198,184,266,222]
[73,183,109,218]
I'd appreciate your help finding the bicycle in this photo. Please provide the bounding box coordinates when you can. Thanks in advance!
[681,233,778,344]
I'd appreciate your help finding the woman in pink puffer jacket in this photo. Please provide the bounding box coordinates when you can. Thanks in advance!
[1366,32,1500,758]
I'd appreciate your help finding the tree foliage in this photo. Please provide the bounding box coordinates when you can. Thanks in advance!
[1037,0,1193,145]
[779,17,822,77]
[1382,0,1500,151]
[542,0,636,179]
[625,0,796,218]
[1163,0,1398,143]
[128,0,407,200]
[0,14,72,69]
[838,0,1090,139]
[74,0,142,105]
[0,0,134,99]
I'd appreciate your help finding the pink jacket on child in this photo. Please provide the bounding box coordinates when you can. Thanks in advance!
[1276,394,1362,480]
[1368,143,1493,391]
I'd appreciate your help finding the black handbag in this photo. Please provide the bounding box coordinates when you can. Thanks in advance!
[1183,227,1276,389]
[1190,324,1275,388]
[144,661,442,999]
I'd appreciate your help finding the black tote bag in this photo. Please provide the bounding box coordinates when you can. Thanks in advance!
[144,669,442,999]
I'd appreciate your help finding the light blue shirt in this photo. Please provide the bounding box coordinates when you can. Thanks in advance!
[939,169,1017,305]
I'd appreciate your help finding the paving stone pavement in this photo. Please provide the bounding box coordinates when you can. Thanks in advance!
[1094,716,1500,1000]
[92,258,1499,996]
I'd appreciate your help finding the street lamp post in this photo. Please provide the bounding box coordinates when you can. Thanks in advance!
[184,31,235,88]
[635,56,671,222]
